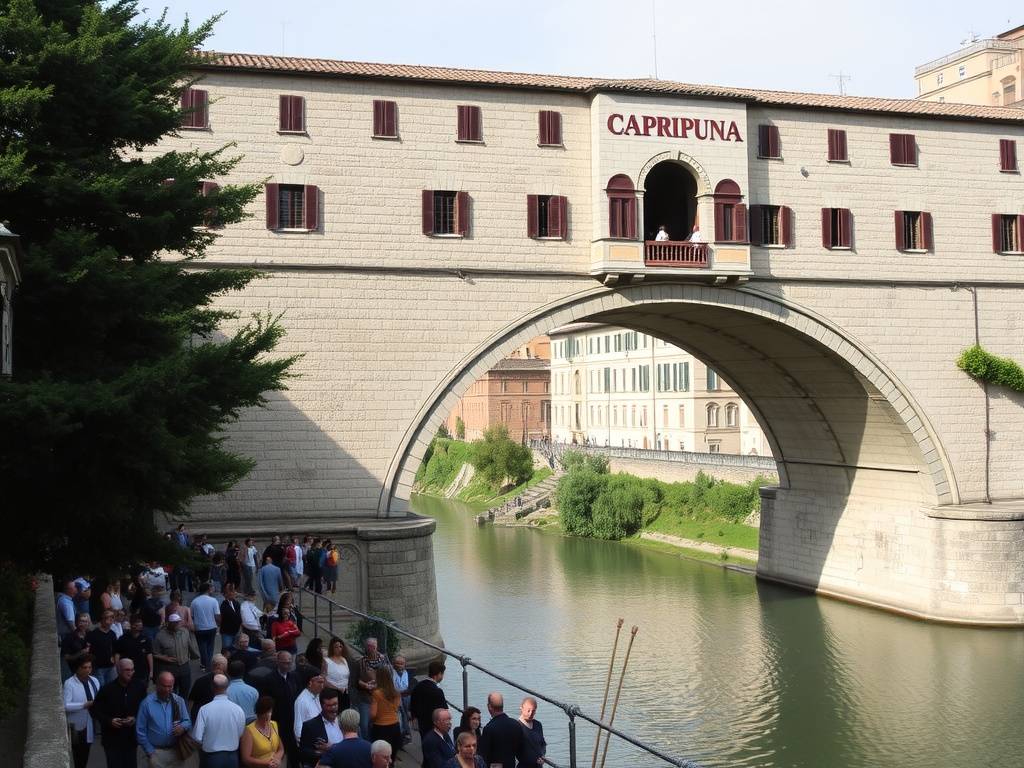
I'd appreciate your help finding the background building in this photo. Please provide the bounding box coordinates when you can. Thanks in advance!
[549,323,769,455]
[916,25,1023,107]
[0,223,23,378]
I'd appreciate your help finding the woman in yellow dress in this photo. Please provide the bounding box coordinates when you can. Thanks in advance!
[240,695,284,768]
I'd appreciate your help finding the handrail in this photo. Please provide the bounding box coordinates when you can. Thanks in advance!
[914,38,1020,76]
[296,587,701,768]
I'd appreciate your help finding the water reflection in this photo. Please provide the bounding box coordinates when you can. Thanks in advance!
[415,494,1024,768]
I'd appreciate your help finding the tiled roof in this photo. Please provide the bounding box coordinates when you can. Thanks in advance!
[195,51,1024,123]
[491,358,551,371]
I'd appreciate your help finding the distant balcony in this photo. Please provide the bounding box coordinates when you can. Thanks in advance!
[644,240,708,267]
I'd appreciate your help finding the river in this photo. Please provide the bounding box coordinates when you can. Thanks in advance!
[412,493,1024,768]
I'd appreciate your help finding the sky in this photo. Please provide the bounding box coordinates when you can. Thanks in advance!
[140,1,1022,99]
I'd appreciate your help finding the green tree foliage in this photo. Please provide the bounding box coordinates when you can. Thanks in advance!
[454,416,465,440]
[957,344,1024,393]
[415,438,474,491]
[559,449,609,474]
[346,611,402,657]
[555,468,606,537]
[470,424,533,490]
[0,1,297,575]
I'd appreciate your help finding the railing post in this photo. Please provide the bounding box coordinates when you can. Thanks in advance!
[329,600,334,638]
[313,590,319,639]
[568,711,577,768]
[460,657,470,713]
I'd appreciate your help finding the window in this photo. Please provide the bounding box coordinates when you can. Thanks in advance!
[894,211,933,251]
[706,404,720,428]
[678,405,685,427]
[265,183,319,231]
[706,369,720,391]
[538,110,562,146]
[456,105,482,142]
[522,381,529,393]
[1000,140,1018,173]
[958,65,966,79]
[614,334,622,352]
[527,195,568,239]
[937,73,944,85]
[827,129,848,162]
[604,335,610,353]
[678,362,690,391]
[422,190,470,236]
[992,214,1024,253]
[708,441,721,453]
[631,406,636,427]
[199,181,221,228]
[373,100,398,138]
[726,404,739,427]
[749,205,792,247]
[606,175,637,239]
[180,88,208,129]
[279,95,305,132]
[501,381,509,393]
[639,365,649,392]
[758,124,781,159]
[640,406,647,428]
[821,208,853,249]
[889,134,917,166]
[713,179,747,243]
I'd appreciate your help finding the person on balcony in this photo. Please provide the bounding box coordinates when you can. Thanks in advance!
[655,225,670,241]
[689,224,704,243]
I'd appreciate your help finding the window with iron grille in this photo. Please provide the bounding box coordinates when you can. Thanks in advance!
[278,184,305,229]
[993,214,1023,253]
[433,192,457,235]
[760,206,782,245]
[900,211,924,250]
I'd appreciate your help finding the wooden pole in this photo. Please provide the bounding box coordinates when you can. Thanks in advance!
[597,625,639,768]
[590,618,624,768]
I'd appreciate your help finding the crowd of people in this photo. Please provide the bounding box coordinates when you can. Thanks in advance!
[56,528,548,768]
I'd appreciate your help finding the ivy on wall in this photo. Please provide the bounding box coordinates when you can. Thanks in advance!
[957,345,1024,394]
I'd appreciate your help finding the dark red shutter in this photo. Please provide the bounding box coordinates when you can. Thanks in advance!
[457,106,481,141]
[836,130,847,161]
[624,198,637,239]
[840,209,852,248]
[713,203,725,242]
[280,96,290,131]
[373,100,384,135]
[421,190,434,235]
[905,135,916,165]
[551,112,562,145]
[303,185,318,230]
[781,206,793,247]
[758,125,769,157]
[894,211,904,250]
[385,101,396,137]
[733,203,747,243]
[193,89,207,128]
[374,100,396,137]
[770,126,780,158]
[457,106,467,140]
[456,191,470,236]
[547,195,563,239]
[826,130,837,161]
[921,211,933,251]
[828,129,847,161]
[1019,217,1024,250]
[992,214,1003,252]
[1000,139,1017,172]
[471,107,481,141]
[265,183,279,230]
[180,89,191,125]
[890,134,902,165]
[527,195,539,237]
[557,196,568,239]
[821,208,832,248]
[538,112,549,145]
[748,205,763,245]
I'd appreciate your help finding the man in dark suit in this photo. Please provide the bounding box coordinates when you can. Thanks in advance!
[261,651,302,766]
[478,692,523,768]
[187,653,227,720]
[409,660,447,736]
[420,708,455,768]
[298,688,344,768]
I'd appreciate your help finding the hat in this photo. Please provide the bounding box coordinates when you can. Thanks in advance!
[167,613,182,622]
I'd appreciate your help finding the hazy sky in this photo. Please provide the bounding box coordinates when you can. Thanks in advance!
[141,1,1021,99]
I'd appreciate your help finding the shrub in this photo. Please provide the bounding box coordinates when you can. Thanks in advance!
[556,469,607,537]
[591,474,647,539]
[957,344,1024,393]
[560,450,609,474]
[471,425,533,490]
[346,612,402,657]
[436,423,452,439]
[455,417,465,440]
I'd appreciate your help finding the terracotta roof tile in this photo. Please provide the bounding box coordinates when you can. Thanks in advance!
[195,52,1024,123]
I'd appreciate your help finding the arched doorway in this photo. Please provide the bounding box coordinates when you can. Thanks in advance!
[643,161,698,241]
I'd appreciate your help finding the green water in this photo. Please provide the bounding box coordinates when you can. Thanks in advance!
[413,493,1024,768]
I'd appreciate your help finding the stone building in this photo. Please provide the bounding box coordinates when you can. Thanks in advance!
[915,24,1023,107]
[0,222,23,378]
[444,356,551,442]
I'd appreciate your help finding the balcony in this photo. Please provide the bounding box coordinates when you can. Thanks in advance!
[644,240,708,267]
[590,238,750,284]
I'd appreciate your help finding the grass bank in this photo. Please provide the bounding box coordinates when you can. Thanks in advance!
[644,512,759,551]
[626,536,757,570]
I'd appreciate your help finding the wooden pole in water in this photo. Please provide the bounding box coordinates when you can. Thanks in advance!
[590,618,624,768]
[597,625,639,768]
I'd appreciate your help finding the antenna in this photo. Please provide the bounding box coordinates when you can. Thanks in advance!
[830,70,851,96]
[651,0,659,79]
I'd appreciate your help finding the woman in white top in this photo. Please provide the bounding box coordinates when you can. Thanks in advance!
[100,580,124,613]
[64,654,100,768]
[324,636,352,710]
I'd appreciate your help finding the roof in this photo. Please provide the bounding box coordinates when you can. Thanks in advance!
[195,51,1024,124]
[490,358,550,372]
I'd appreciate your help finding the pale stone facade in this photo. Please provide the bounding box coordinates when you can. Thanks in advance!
[916,25,1023,107]
[146,53,1024,627]
[444,357,551,442]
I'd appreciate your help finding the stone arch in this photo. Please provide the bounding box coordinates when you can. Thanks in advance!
[637,151,712,197]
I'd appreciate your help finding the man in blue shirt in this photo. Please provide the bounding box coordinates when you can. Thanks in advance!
[56,580,77,641]
[136,671,193,765]
[317,708,371,767]
[258,556,283,605]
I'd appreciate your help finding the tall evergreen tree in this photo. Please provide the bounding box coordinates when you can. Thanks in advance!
[0,0,297,574]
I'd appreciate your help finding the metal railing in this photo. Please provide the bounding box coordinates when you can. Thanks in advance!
[532,439,778,471]
[295,587,701,768]
[644,241,709,267]
[914,38,1020,76]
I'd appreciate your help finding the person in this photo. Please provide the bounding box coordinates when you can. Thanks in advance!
[190,654,230,720]
[477,692,522,768]
[242,538,259,596]
[294,672,327,743]
[240,590,264,645]
[315,708,371,767]
[420,708,456,768]
[228,632,261,673]
[193,673,246,768]
[57,579,79,640]
[262,651,302,767]
[688,223,704,243]
[100,580,126,613]
[370,740,392,768]
[517,697,546,767]
[115,612,154,682]
[391,655,411,742]
[225,540,242,591]
[153,612,200,697]
[166,589,194,631]
[136,670,193,767]
[191,581,222,670]
[112,608,128,639]
[220,582,243,652]
[241,695,284,768]
[452,707,481,741]
[259,556,283,605]
[93,658,148,768]
[228,660,260,724]
[61,612,93,681]
[304,539,323,594]
[298,687,344,768]
[141,586,166,641]
[72,576,93,616]
[64,653,100,768]
[321,541,339,594]
[324,637,352,710]
[270,604,301,654]
[409,661,446,738]
[284,536,300,588]
[369,665,402,762]
[354,637,391,740]
[306,637,326,674]
[210,552,227,594]
[443,731,486,768]
[655,225,670,241]
[86,608,120,684]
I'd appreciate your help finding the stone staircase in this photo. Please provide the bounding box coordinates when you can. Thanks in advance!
[476,471,562,524]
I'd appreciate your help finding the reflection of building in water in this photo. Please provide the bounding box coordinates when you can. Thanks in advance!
[549,323,770,455]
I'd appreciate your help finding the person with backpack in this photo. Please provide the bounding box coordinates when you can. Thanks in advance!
[322,541,340,595]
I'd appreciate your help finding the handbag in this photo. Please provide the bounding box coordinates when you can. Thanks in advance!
[171,696,200,760]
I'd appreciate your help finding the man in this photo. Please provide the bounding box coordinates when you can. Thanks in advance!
[193,674,245,768]
[56,579,78,640]
[262,650,303,766]
[655,225,670,241]
[189,653,229,720]
[72,576,92,616]
[141,586,166,641]
[315,708,371,768]
[153,612,200,697]
[136,671,193,768]
[115,613,154,682]
[353,638,390,739]
[478,692,522,768]
[294,671,327,742]
[61,612,92,681]
[240,590,264,645]
[219,582,242,652]
[226,632,260,673]
[86,609,120,684]
[263,535,286,570]
[517,697,546,767]
[369,741,391,768]
[392,655,411,742]
[190,582,221,671]
[299,687,344,768]
[258,555,283,605]
[409,661,447,738]
[241,538,258,595]
[419,708,455,768]
[226,660,259,724]
[304,539,323,594]
[93,658,148,768]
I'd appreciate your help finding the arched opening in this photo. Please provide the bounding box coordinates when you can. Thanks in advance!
[643,160,698,241]
[606,174,637,239]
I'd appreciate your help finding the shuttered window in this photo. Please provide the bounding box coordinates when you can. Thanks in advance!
[373,100,398,138]
[265,183,319,231]
[758,124,781,159]
[422,190,470,236]
[527,195,568,239]
[827,129,848,162]
[606,175,636,239]
[821,208,852,248]
[999,139,1018,172]
[279,95,305,132]
[713,179,747,244]
[992,214,1024,253]
[180,88,208,129]
[894,210,932,251]
[748,205,792,247]
[456,105,482,142]
[890,133,917,166]
[538,111,562,146]
[200,181,220,228]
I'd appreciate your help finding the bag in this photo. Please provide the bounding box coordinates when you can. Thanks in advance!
[68,727,88,747]
[171,696,200,760]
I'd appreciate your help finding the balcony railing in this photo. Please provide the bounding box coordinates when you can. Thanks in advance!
[644,240,709,267]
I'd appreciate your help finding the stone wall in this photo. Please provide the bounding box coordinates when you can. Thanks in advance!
[23,574,71,768]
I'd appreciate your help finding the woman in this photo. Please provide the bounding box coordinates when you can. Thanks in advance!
[166,589,193,630]
[305,637,326,674]
[64,654,99,768]
[209,551,227,593]
[369,665,402,764]
[225,540,242,589]
[324,636,351,710]
[453,706,482,741]
[270,605,301,654]
[276,591,303,632]
[443,731,486,768]
[100,579,124,613]
[321,540,339,594]
[240,695,284,768]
